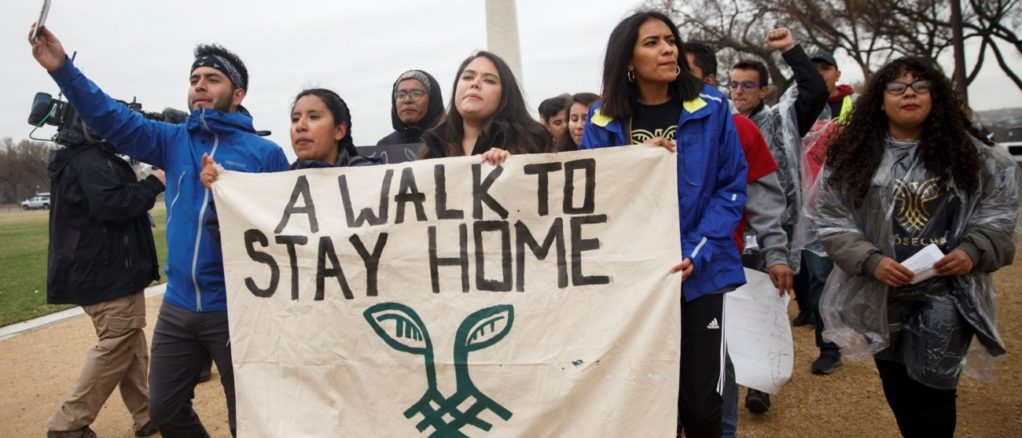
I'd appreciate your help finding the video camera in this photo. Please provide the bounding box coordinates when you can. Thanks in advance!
[28,91,188,147]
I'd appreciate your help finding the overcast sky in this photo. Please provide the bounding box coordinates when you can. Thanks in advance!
[3,1,1020,160]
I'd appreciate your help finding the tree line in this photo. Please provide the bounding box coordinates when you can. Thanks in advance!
[651,0,1021,101]
[0,138,52,204]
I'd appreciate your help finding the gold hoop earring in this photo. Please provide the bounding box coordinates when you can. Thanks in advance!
[627,70,635,83]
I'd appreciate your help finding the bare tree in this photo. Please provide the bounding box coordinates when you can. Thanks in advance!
[652,0,795,101]
[898,0,1022,89]
[651,0,1022,99]
[0,138,53,204]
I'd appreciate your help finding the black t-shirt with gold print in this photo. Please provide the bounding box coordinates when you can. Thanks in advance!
[631,100,681,144]
[887,137,957,297]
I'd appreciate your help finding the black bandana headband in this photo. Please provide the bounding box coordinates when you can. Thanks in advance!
[192,55,246,90]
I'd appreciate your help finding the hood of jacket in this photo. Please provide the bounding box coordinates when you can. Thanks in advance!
[290,147,383,169]
[185,106,259,136]
[387,70,444,143]
[47,142,116,180]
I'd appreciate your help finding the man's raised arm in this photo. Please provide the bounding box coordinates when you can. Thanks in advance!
[29,24,170,167]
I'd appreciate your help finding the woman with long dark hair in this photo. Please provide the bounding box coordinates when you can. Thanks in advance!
[579,10,748,438]
[813,57,1019,437]
[421,51,550,162]
[557,92,599,151]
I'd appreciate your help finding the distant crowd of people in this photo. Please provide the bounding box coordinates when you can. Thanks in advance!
[29,6,1018,438]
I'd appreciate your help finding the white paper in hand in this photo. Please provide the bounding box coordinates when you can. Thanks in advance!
[723,268,794,394]
[900,243,945,284]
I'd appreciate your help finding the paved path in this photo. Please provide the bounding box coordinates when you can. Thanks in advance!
[0,289,230,438]
[2,255,1021,437]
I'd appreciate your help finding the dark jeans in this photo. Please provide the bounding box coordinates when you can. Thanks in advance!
[875,359,957,437]
[803,251,839,357]
[720,353,738,438]
[678,293,725,438]
[793,255,811,315]
[149,301,236,437]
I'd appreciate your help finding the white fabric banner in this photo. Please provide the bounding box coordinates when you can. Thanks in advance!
[724,268,794,394]
[212,146,682,437]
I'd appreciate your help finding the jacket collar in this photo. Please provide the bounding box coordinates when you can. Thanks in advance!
[591,95,711,132]
[186,108,257,135]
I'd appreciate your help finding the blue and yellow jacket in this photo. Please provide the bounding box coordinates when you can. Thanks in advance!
[52,59,290,313]
[580,84,747,301]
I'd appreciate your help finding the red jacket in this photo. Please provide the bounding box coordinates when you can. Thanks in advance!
[732,115,778,251]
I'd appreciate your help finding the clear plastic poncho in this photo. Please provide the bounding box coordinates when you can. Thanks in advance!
[749,86,805,271]
[806,137,1021,389]
[793,116,846,257]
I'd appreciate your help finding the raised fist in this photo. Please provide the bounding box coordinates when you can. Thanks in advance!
[765,27,796,53]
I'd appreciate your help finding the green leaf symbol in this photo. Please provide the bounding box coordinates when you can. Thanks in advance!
[364,303,431,355]
[459,305,515,352]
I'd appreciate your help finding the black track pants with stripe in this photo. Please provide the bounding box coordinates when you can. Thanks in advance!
[677,292,725,438]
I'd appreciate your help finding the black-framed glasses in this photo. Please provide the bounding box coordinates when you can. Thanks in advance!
[394,89,426,102]
[885,80,932,95]
[727,80,760,90]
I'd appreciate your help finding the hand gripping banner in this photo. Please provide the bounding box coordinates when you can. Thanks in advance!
[212,146,682,437]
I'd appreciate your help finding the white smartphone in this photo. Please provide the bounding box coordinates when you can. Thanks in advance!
[31,0,52,42]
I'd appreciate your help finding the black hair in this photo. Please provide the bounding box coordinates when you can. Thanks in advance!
[599,10,704,119]
[423,51,550,157]
[825,57,981,200]
[683,41,717,80]
[570,92,600,108]
[556,92,602,152]
[194,44,249,91]
[732,59,769,87]
[538,94,571,121]
[292,88,357,157]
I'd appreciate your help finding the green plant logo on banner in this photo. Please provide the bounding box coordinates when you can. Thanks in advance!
[364,303,515,437]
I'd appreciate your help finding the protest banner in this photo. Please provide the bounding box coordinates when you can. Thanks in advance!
[212,146,682,437]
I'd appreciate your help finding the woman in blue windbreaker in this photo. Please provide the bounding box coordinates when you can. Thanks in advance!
[578,11,747,438]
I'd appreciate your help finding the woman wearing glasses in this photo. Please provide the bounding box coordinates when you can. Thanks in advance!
[378,70,445,146]
[811,57,1019,437]
[578,11,747,438]
[421,51,549,163]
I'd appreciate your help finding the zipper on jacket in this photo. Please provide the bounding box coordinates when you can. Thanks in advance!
[192,110,219,311]
[166,171,186,226]
[124,234,131,269]
[690,236,708,259]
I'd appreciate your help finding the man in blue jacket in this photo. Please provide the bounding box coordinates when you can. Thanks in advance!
[31,24,289,437]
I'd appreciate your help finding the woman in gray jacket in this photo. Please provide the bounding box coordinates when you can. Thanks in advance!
[810,57,1019,438]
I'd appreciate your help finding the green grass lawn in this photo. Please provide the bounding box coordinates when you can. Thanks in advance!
[0,204,167,326]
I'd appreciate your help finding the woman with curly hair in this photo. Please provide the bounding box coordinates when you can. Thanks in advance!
[812,57,1019,437]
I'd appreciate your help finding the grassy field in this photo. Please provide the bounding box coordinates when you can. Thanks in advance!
[0,204,167,326]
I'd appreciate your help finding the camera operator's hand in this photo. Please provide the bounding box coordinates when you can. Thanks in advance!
[200,154,223,189]
[29,24,67,73]
[151,169,166,185]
